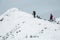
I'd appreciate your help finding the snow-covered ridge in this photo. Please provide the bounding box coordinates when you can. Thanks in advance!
[0,8,32,20]
[0,8,60,40]
[0,8,18,16]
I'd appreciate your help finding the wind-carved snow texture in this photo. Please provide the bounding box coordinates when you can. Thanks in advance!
[56,17,60,24]
[0,8,60,40]
[0,23,21,40]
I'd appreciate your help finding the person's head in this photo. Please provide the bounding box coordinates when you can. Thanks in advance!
[33,11,36,13]
[50,13,52,15]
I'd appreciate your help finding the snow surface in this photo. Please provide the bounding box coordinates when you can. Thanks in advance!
[0,8,60,40]
[56,17,60,24]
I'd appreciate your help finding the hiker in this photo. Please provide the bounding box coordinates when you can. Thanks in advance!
[50,14,53,21]
[33,11,36,18]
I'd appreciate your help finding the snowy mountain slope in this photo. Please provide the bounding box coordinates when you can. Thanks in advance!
[0,8,60,40]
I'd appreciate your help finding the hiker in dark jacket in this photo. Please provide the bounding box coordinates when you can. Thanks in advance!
[33,11,36,18]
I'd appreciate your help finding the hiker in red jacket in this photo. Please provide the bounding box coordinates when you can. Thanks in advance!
[50,14,53,21]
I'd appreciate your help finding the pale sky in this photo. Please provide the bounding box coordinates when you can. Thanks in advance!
[0,0,60,19]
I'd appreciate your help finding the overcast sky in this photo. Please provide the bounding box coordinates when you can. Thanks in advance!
[0,0,60,19]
